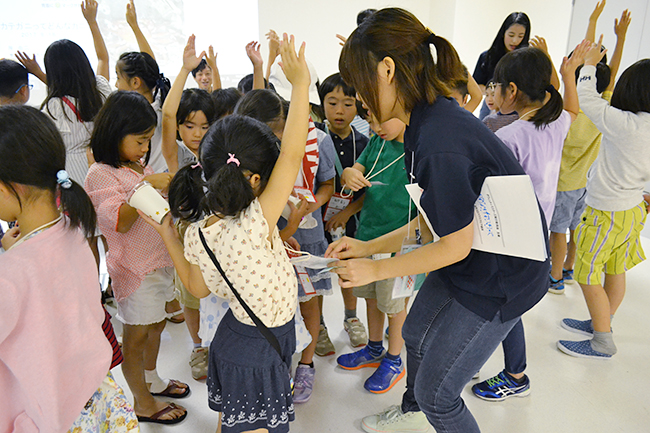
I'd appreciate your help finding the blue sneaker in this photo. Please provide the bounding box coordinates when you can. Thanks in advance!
[549,275,564,294]
[364,358,405,394]
[563,268,574,280]
[561,318,594,337]
[337,346,385,370]
[471,370,530,401]
[557,339,613,360]
[293,364,315,403]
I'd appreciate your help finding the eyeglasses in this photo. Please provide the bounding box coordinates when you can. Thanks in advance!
[15,84,33,94]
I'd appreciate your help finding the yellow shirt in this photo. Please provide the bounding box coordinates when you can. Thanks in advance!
[557,91,612,191]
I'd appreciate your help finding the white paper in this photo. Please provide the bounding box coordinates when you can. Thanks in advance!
[406,176,547,262]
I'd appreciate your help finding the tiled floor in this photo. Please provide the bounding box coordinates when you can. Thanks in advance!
[106,236,650,433]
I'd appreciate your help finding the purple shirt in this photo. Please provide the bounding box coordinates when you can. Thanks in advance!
[496,110,572,223]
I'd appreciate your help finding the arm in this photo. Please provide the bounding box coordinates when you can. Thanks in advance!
[586,0,606,43]
[265,30,280,82]
[116,172,173,233]
[162,35,205,174]
[607,9,631,91]
[257,34,310,230]
[530,36,560,90]
[304,178,334,214]
[325,194,365,231]
[279,196,310,241]
[464,74,483,113]
[341,163,372,191]
[15,52,47,84]
[205,45,222,90]
[246,41,265,90]
[126,0,155,59]
[81,0,109,80]
[560,40,591,122]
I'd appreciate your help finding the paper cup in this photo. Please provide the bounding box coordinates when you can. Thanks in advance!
[128,181,170,224]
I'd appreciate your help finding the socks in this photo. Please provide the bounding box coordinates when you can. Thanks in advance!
[344,309,357,320]
[384,352,402,367]
[367,340,384,358]
[144,368,170,393]
[505,371,527,384]
[299,361,314,368]
[193,342,202,349]
[591,331,617,355]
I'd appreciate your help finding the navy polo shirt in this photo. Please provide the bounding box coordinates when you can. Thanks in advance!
[405,97,549,322]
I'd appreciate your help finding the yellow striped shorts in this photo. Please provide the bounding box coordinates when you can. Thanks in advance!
[574,203,647,285]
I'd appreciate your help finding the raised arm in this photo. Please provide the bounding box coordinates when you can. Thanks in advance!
[15,52,47,84]
[530,36,560,90]
[162,35,205,174]
[464,74,483,113]
[246,41,265,90]
[205,45,222,90]
[265,30,280,82]
[586,0,606,43]
[126,0,155,59]
[560,40,592,122]
[81,0,109,80]
[258,34,310,230]
[607,9,631,91]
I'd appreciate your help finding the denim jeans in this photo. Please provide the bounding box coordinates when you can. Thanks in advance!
[502,319,527,374]
[400,275,520,433]
[478,99,491,120]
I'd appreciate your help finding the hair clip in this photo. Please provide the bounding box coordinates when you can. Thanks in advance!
[226,153,240,167]
[56,170,72,189]
[191,162,202,169]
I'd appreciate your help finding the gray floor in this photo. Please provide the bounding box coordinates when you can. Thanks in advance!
[106,236,650,433]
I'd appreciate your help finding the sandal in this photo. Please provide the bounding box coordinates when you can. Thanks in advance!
[151,379,191,399]
[166,309,185,324]
[137,402,187,425]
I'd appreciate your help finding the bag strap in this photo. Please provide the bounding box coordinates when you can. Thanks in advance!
[61,96,83,122]
[198,228,283,358]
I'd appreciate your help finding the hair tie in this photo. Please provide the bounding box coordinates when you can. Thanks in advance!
[56,170,72,189]
[191,162,202,170]
[226,153,240,167]
[546,85,555,93]
[427,32,437,44]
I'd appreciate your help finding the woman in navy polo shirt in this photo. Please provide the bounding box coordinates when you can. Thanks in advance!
[326,8,549,433]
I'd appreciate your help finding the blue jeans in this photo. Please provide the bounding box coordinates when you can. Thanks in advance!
[400,275,520,433]
[502,319,527,374]
[478,99,491,120]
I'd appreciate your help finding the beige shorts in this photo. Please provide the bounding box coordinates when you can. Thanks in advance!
[176,269,200,310]
[353,278,406,315]
[116,267,176,325]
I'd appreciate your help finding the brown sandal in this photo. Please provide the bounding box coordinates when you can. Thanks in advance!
[137,402,187,424]
[151,379,190,399]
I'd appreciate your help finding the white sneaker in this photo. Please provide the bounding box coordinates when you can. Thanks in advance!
[361,405,430,433]
[344,317,368,347]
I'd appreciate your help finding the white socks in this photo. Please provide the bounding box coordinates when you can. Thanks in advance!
[144,368,170,393]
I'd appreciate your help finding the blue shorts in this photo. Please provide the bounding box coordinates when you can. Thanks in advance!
[549,188,587,233]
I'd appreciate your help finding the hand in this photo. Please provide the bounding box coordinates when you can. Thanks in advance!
[325,236,371,260]
[137,210,177,239]
[561,39,591,76]
[206,45,218,70]
[590,0,606,22]
[125,0,138,27]
[336,34,347,46]
[15,51,44,77]
[584,35,607,67]
[266,30,280,58]
[1,226,21,251]
[245,41,263,68]
[333,258,380,288]
[182,35,205,73]
[278,33,309,88]
[285,236,301,251]
[341,167,371,191]
[529,35,549,57]
[614,9,631,39]
[81,0,98,23]
[325,209,350,231]
[144,173,173,193]
[286,195,310,227]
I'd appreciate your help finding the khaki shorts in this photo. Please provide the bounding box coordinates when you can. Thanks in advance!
[176,269,200,310]
[353,278,406,315]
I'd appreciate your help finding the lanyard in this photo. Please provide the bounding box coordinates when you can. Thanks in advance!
[8,215,62,251]
[364,139,404,182]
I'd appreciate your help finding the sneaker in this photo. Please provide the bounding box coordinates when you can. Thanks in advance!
[293,364,316,403]
[361,405,430,433]
[364,358,405,394]
[557,339,613,360]
[563,268,574,280]
[315,324,336,356]
[471,370,530,401]
[337,346,385,370]
[548,275,564,294]
[344,317,368,347]
[189,347,208,380]
[561,318,594,337]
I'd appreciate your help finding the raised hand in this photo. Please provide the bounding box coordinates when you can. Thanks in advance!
[614,9,631,39]
[81,0,98,23]
[125,0,138,28]
[590,0,606,22]
[245,41,263,68]
[336,34,347,46]
[561,39,592,76]
[529,35,550,56]
[15,51,46,83]
[266,29,280,58]
[278,33,309,87]
[206,45,218,69]
[584,34,608,67]
[182,35,205,73]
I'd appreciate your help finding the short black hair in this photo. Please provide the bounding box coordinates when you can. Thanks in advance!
[237,74,272,94]
[90,91,158,168]
[357,9,377,25]
[611,59,650,114]
[191,59,209,78]
[0,59,28,97]
[178,88,216,125]
[318,73,356,107]
[211,87,242,119]
[234,89,285,125]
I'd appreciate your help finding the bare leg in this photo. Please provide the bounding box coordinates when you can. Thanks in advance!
[299,296,320,364]
[184,306,202,345]
[143,320,166,371]
[165,298,184,321]
[341,287,358,311]
[386,308,406,356]
[580,282,612,333]
[564,229,577,270]
[604,272,626,316]
[549,231,567,281]
[366,298,385,342]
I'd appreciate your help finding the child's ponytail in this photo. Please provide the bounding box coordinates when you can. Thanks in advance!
[0,106,97,237]
[117,52,171,104]
[205,162,256,217]
[530,84,563,129]
[169,163,207,222]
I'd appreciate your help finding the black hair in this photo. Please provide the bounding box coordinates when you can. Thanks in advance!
[41,39,104,122]
[117,52,171,104]
[493,47,563,129]
[178,88,216,126]
[191,59,210,78]
[357,9,377,26]
[211,87,242,119]
[234,89,286,129]
[169,115,279,220]
[0,105,96,237]
[575,63,611,94]
[237,74,273,94]
[611,59,650,114]
[484,12,531,73]
[318,73,356,106]
[90,91,158,168]
[452,64,470,97]
[0,59,28,98]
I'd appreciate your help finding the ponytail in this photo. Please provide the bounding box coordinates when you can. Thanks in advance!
[58,177,97,238]
[205,163,256,217]
[530,85,563,129]
[117,52,170,104]
[169,163,207,222]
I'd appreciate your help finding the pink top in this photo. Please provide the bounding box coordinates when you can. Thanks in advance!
[0,220,111,433]
[496,111,572,224]
[85,162,173,301]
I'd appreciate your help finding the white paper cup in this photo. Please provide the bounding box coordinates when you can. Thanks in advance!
[128,181,170,224]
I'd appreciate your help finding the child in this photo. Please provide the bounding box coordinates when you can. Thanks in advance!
[471,43,580,401]
[0,105,136,432]
[85,91,189,425]
[318,72,370,350]
[549,6,630,295]
[337,115,415,393]
[558,38,650,359]
[235,88,336,403]
[0,59,30,105]
[142,34,310,433]
[481,80,520,132]
[449,65,483,113]
[212,87,242,119]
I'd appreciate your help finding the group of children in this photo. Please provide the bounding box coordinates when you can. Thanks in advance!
[1,1,649,433]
